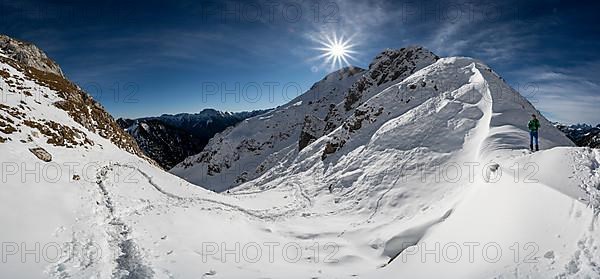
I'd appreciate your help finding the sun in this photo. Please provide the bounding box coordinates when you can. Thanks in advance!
[313,33,357,71]
[330,43,347,57]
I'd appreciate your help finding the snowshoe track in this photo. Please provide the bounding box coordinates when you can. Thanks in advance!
[96,166,155,279]
[112,163,310,221]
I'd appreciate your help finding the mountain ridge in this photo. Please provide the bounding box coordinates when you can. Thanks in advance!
[117,109,269,169]
[556,122,600,148]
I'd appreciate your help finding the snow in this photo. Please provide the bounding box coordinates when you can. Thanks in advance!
[2,46,600,278]
[375,147,600,278]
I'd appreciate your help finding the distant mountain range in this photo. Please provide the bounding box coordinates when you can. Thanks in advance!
[556,123,600,148]
[117,109,268,169]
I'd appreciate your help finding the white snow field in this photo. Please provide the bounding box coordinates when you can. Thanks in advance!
[2,40,600,279]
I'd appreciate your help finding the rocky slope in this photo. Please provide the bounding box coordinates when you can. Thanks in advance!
[0,34,146,159]
[117,109,268,169]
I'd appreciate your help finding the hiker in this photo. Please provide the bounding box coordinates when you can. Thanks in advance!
[528,114,540,151]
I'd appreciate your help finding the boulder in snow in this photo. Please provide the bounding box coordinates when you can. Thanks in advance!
[29,147,52,162]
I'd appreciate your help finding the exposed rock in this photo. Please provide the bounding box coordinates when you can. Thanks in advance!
[23,119,93,148]
[321,140,344,160]
[343,46,439,112]
[579,131,600,148]
[299,115,324,151]
[318,46,438,140]
[0,35,64,77]
[0,116,17,134]
[29,147,52,162]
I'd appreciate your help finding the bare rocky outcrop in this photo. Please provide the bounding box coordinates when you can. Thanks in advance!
[0,35,64,77]
[299,115,324,151]
[29,147,52,162]
[23,119,93,148]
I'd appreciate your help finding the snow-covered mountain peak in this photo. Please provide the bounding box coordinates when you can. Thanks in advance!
[344,46,439,109]
[321,66,366,82]
[556,122,600,148]
[171,63,367,190]
[159,109,233,124]
[315,56,570,162]
[369,46,438,68]
[171,47,447,189]
[0,34,64,77]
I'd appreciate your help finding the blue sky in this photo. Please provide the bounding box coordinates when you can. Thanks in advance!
[1,0,599,124]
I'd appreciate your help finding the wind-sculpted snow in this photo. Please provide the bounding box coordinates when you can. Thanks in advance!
[2,36,599,278]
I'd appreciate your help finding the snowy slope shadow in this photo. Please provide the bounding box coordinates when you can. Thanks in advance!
[382,209,453,264]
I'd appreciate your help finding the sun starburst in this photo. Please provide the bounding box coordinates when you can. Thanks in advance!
[313,33,358,71]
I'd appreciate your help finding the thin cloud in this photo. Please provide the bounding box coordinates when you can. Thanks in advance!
[513,64,600,124]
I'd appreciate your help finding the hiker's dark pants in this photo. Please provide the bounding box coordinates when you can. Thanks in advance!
[530,130,538,146]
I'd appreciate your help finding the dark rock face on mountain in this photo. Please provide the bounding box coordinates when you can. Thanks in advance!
[580,132,600,148]
[556,123,600,148]
[118,109,268,169]
[117,118,204,169]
